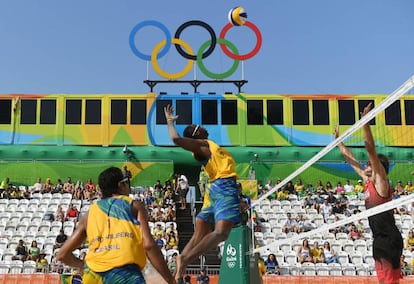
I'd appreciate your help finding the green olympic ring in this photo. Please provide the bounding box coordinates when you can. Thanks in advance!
[197,38,239,79]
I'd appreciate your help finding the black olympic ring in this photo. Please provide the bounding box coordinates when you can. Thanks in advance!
[174,20,216,60]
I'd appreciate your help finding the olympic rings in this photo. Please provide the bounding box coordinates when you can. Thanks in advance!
[129,19,262,79]
[219,22,262,61]
[129,20,171,61]
[197,38,239,79]
[151,38,194,80]
[174,20,216,60]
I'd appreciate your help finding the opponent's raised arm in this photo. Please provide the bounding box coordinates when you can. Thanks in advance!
[334,125,364,178]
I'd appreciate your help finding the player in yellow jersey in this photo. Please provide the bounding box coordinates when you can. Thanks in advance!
[164,105,241,282]
[57,167,175,284]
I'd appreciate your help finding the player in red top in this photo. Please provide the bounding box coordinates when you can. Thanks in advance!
[335,103,403,284]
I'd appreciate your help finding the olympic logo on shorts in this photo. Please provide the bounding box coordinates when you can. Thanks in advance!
[129,20,262,80]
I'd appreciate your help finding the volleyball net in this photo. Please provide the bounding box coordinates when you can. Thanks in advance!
[250,74,414,254]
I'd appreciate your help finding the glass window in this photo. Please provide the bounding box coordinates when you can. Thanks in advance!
[338,100,355,125]
[85,100,101,124]
[40,100,56,124]
[156,100,172,124]
[111,100,127,124]
[267,100,283,125]
[131,100,147,125]
[66,100,82,124]
[385,100,401,125]
[21,100,37,124]
[292,100,309,125]
[313,100,329,125]
[247,100,263,125]
[202,100,217,125]
[405,100,414,125]
[0,100,11,124]
[358,100,375,125]
[176,100,192,125]
[222,100,237,125]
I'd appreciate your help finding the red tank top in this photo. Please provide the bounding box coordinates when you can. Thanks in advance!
[364,180,392,210]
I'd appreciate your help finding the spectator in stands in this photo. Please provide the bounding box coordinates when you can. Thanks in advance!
[297,239,313,264]
[66,204,79,222]
[319,198,332,221]
[343,179,355,195]
[144,191,156,206]
[303,193,314,209]
[323,242,339,264]
[27,240,41,261]
[404,230,414,252]
[311,241,325,264]
[277,187,289,201]
[395,180,405,195]
[84,178,96,200]
[400,255,410,276]
[168,252,178,274]
[153,204,166,222]
[22,186,31,199]
[163,189,176,209]
[282,212,297,233]
[313,190,324,211]
[12,239,28,261]
[54,229,68,250]
[0,177,9,192]
[337,192,350,211]
[42,178,54,193]
[354,180,364,200]
[182,275,192,284]
[63,177,74,194]
[405,180,414,194]
[348,224,364,240]
[284,180,295,195]
[10,186,22,199]
[335,182,345,195]
[51,254,64,274]
[164,206,176,222]
[196,269,210,284]
[306,183,314,194]
[55,205,65,222]
[325,181,333,192]
[315,180,325,194]
[2,187,11,199]
[198,166,208,201]
[332,201,345,215]
[57,166,175,284]
[294,179,305,197]
[177,174,189,210]
[73,180,84,200]
[166,222,178,236]
[326,191,337,205]
[154,233,165,250]
[264,253,279,275]
[122,165,132,186]
[153,223,165,237]
[165,231,179,250]
[32,177,43,193]
[36,251,48,272]
[53,179,64,194]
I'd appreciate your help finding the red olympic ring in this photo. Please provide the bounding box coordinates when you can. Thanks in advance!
[219,21,262,61]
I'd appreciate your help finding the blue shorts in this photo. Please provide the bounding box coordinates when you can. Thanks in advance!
[197,177,240,224]
[83,264,145,284]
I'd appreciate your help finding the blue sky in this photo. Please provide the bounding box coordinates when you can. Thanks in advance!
[0,0,413,95]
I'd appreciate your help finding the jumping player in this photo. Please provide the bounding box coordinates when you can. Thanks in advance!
[335,103,403,284]
[164,104,240,281]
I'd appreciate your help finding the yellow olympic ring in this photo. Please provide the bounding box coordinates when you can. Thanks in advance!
[151,38,194,80]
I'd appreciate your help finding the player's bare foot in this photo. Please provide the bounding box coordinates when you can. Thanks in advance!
[174,255,186,282]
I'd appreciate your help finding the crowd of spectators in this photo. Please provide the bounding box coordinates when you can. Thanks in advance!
[253,177,414,276]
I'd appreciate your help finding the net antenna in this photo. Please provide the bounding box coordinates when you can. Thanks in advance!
[252,74,414,207]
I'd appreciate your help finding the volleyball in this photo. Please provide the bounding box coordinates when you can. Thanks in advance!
[228,6,248,26]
